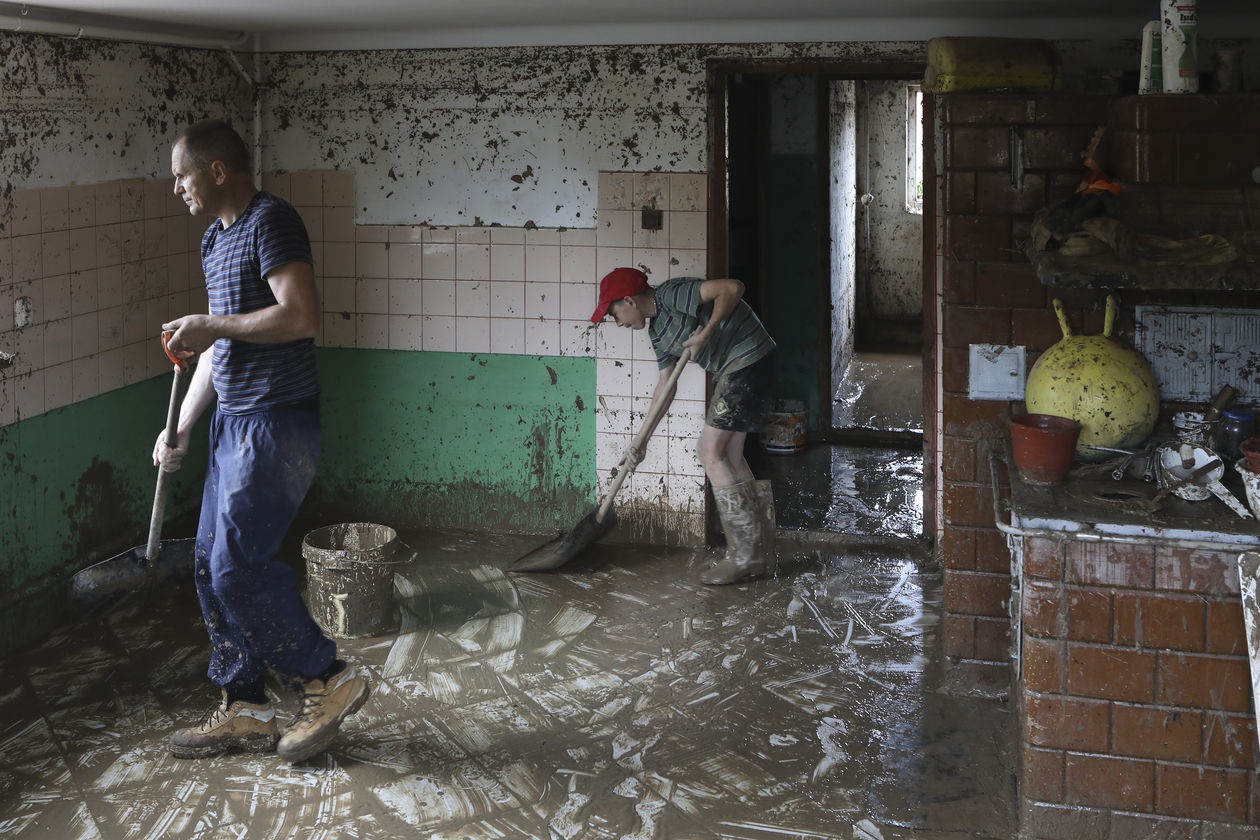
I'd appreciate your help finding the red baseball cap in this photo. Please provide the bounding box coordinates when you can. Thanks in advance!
[590,267,651,323]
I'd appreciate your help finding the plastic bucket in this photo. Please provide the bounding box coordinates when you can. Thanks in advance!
[1009,413,1081,486]
[302,522,399,639]
[760,403,807,454]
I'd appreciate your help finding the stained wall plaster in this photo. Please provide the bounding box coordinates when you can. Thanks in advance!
[0,33,250,221]
[856,79,923,321]
[259,41,922,229]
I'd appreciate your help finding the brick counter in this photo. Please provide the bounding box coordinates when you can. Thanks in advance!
[1017,534,1260,837]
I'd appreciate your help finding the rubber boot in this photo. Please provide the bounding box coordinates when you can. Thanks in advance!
[712,480,775,544]
[700,482,767,585]
[753,479,778,569]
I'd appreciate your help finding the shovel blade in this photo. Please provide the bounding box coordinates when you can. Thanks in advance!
[508,507,618,572]
[68,538,195,613]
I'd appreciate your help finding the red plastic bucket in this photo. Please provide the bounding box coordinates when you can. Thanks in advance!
[1009,413,1081,486]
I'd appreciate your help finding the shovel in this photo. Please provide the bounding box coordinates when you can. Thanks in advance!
[510,347,694,572]
[69,333,195,611]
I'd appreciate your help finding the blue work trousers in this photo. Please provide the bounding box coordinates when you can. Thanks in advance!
[195,403,335,691]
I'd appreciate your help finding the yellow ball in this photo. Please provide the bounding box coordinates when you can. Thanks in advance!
[1025,298,1160,461]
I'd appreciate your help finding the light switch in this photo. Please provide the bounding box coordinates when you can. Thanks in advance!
[969,344,1026,401]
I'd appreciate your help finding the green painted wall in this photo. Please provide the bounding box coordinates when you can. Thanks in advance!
[0,377,207,595]
[306,349,595,533]
[1,349,595,648]
[0,376,209,644]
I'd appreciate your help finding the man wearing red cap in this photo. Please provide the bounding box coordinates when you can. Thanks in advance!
[590,268,777,584]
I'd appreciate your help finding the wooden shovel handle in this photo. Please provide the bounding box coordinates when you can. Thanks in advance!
[596,346,695,521]
[146,362,185,562]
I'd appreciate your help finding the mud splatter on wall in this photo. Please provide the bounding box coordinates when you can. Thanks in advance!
[856,79,923,322]
[260,41,922,229]
[0,32,249,221]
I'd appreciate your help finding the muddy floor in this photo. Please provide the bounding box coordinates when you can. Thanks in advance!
[0,523,1014,839]
[751,444,925,538]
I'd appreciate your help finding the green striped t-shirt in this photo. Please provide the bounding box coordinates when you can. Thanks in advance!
[647,277,775,374]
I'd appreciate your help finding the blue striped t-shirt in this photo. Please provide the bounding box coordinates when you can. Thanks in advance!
[648,277,775,375]
[201,192,319,414]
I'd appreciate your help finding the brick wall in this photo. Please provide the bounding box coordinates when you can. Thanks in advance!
[938,94,1111,682]
[1111,96,1260,238]
[1019,536,1258,836]
[936,93,1260,684]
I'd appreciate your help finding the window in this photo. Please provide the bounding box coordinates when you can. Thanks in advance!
[905,84,923,214]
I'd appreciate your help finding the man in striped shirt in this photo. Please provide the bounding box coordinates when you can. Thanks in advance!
[154,120,367,763]
[591,268,777,584]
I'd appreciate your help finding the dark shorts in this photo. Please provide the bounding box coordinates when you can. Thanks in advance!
[706,353,774,433]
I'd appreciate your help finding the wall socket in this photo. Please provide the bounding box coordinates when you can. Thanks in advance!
[14,297,32,329]
[968,344,1026,401]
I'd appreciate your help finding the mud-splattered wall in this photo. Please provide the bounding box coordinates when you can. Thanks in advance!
[856,79,923,324]
[0,33,249,651]
[259,42,923,229]
[0,33,250,210]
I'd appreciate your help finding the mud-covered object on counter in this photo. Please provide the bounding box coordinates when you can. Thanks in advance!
[1025,295,1159,461]
[1220,409,1257,463]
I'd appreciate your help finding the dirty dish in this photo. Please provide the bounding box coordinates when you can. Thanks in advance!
[1157,442,1219,502]
[1173,410,1221,450]
[1157,442,1252,518]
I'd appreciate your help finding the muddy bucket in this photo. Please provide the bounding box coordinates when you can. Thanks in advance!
[760,401,807,454]
[302,522,399,639]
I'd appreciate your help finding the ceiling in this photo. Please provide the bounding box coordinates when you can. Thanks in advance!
[3,0,1258,51]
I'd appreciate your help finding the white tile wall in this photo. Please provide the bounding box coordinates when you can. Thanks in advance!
[1,168,710,534]
[0,177,196,426]
[588,171,711,530]
[389,314,423,352]
[422,315,456,351]
[389,278,423,315]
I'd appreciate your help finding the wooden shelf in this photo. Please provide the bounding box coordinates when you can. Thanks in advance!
[1027,233,1260,291]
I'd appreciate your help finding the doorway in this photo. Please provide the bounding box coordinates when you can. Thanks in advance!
[709,62,928,538]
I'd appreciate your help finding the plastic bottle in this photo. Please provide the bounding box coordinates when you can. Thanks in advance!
[1140,19,1163,94]
[1161,0,1198,93]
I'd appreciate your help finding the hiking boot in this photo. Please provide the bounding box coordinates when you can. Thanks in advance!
[276,663,370,763]
[169,691,279,758]
[700,481,768,585]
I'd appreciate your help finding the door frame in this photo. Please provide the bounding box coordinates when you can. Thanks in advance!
[707,59,924,434]
[706,58,930,540]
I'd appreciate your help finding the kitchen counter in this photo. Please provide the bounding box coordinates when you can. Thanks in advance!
[998,454,1260,549]
[998,451,1260,832]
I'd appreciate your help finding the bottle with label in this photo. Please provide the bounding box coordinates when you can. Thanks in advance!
[1161,0,1199,93]
[1140,19,1163,94]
